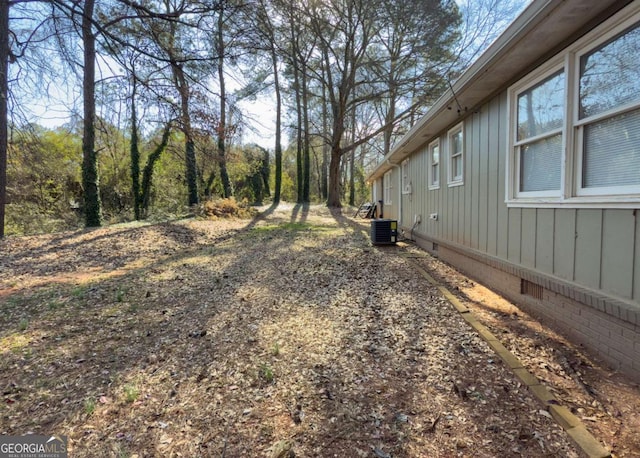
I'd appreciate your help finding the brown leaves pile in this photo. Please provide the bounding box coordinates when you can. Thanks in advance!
[197,197,258,219]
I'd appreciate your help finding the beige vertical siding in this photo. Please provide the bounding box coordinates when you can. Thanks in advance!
[574,210,602,288]
[508,208,521,263]
[521,209,537,268]
[465,115,476,247]
[384,168,398,221]
[601,210,635,299]
[635,214,640,302]
[536,209,555,275]
[478,107,490,253]
[396,89,639,304]
[553,209,576,281]
[496,93,509,261]
[486,97,501,256]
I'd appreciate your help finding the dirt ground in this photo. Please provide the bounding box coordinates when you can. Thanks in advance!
[1,203,639,457]
[400,246,640,458]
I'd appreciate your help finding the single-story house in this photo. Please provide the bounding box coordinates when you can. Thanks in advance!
[367,0,640,380]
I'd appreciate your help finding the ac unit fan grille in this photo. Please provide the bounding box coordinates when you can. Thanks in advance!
[371,219,398,245]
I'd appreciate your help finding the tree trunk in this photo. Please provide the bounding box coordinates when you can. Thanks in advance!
[327,148,342,207]
[130,77,141,220]
[349,148,355,206]
[0,0,8,237]
[294,78,302,202]
[180,86,197,207]
[203,169,216,198]
[383,59,397,156]
[140,124,171,217]
[261,5,282,204]
[81,0,102,227]
[185,137,197,205]
[301,62,310,203]
[348,108,356,206]
[321,73,328,201]
[290,20,302,203]
[340,154,347,201]
[217,10,232,199]
[171,60,198,206]
[261,148,270,197]
[273,53,282,203]
[326,88,346,207]
[250,170,263,205]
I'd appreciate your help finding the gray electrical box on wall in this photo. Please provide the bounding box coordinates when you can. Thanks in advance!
[371,219,398,245]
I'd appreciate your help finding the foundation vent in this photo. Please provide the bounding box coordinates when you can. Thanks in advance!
[521,279,543,300]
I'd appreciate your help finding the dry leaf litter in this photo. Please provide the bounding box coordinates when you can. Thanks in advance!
[0,204,638,457]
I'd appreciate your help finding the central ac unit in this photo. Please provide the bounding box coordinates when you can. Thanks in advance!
[371,219,397,245]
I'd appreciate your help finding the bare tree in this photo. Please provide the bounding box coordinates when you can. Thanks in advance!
[0,0,8,237]
[257,0,284,203]
[302,0,460,207]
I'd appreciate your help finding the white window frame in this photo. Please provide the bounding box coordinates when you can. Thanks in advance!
[510,64,566,200]
[428,139,440,190]
[448,123,464,186]
[506,2,640,208]
[401,159,411,194]
[573,19,640,199]
[383,170,393,205]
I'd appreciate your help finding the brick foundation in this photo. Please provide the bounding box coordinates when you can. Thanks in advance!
[412,233,640,382]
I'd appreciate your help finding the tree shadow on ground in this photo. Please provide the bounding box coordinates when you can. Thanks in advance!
[0,205,579,457]
[290,203,309,223]
[0,202,287,295]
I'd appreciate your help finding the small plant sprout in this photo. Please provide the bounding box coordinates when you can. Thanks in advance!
[271,342,280,356]
[84,397,96,415]
[123,384,139,403]
[116,288,126,302]
[18,318,29,331]
[71,286,86,298]
[259,363,274,384]
[47,299,65,311]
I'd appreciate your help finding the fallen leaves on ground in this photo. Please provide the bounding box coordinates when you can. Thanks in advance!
[0,203,637,456]
[407,247,640,457]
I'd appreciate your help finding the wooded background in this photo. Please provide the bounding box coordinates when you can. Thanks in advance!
[0,0,523,236]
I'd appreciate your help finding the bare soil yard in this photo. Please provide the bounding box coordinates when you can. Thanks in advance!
[1,204,638,457]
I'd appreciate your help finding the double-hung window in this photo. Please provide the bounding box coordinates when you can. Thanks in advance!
[383,170,393,205]
[514,69,565,197]
[428,139,440,189]
[507,4,640,207]
[576,22,640,196]
[448,123,464,186]
[401,159,411,194]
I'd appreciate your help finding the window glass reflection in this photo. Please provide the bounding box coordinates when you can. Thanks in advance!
[517,71,565,141]
[580,23,640,119]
